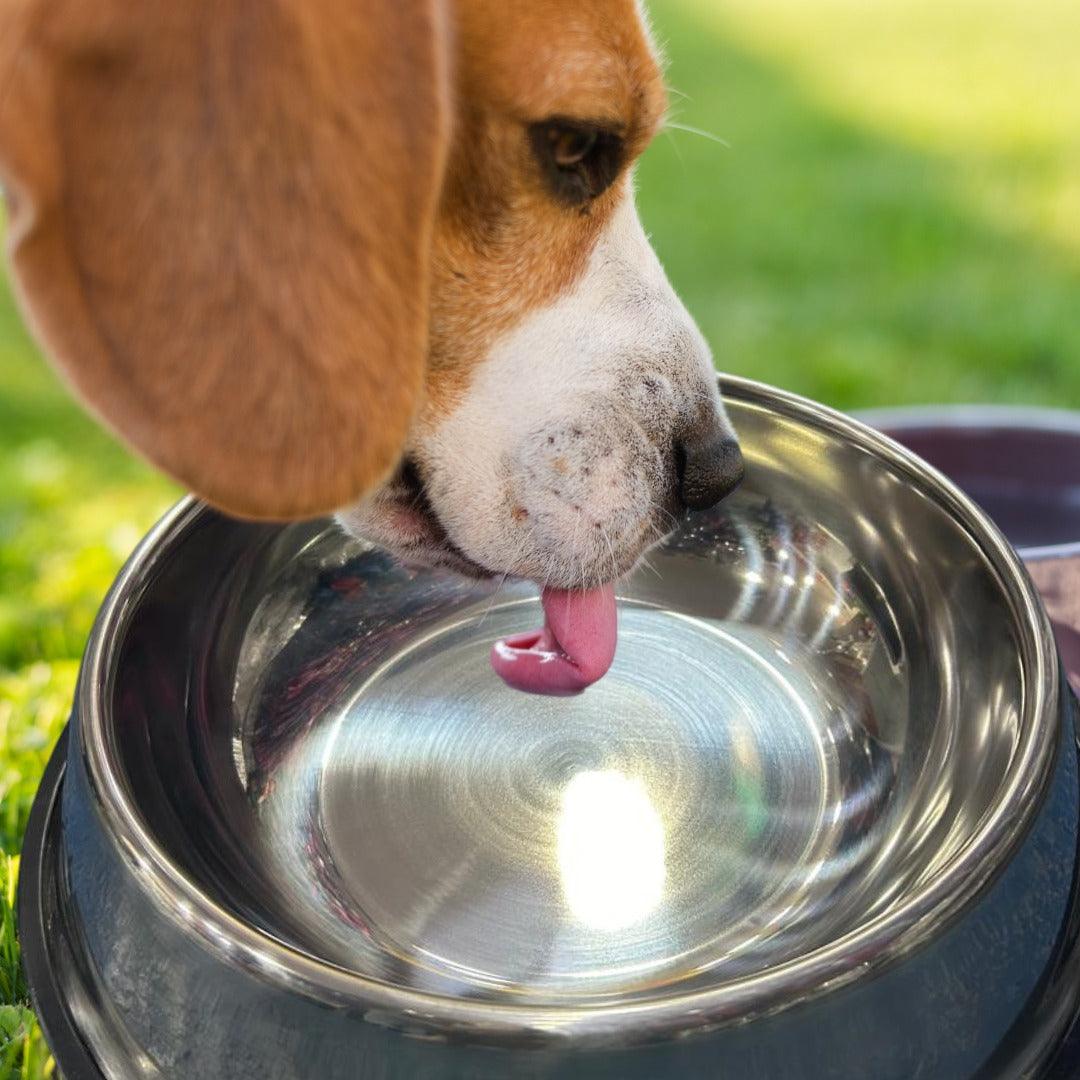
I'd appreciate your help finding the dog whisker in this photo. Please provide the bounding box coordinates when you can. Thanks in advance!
[640,553,663,580]
[600,526,620,586]
[477,571,512,628]
[663,118,731,149]
[477,522,533,626]
[661,127,688,175]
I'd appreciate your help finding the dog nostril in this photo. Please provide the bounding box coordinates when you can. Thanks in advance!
[675,435,744,511]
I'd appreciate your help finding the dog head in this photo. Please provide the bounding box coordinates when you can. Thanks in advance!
[0,0,741,592]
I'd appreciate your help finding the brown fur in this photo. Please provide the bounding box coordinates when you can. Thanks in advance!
[424,0,665,421]
[0,0,664,519]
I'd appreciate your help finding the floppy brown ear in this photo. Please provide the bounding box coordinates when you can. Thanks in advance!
[0,0,449,519]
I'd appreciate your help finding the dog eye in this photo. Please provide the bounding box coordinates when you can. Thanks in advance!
[530,120,624,206]
[551,127,597,167]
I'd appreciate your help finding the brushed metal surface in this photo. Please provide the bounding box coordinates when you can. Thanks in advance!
[73,377,1059,1046]
[238,520,910,1003]
[858,405,1080,560]
[860,405,1080,697]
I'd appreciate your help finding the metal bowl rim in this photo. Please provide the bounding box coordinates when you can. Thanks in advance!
[73,376,1061,1040]
[856,404,1080,562]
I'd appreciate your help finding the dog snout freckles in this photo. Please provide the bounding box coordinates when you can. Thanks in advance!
[511,404,662,567]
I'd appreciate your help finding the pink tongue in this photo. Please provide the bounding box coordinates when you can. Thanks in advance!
[490,584,618,696]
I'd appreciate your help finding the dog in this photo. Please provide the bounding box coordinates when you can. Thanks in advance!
[0,0,743,692]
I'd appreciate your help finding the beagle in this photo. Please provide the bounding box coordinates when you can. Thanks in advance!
[0,0,743,694]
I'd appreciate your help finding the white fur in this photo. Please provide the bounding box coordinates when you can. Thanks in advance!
[340,189,733,589]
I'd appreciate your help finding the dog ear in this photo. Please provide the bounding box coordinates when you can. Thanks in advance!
[0,0,449,519]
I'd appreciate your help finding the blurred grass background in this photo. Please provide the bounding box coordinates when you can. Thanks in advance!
[1,0,1078,1073]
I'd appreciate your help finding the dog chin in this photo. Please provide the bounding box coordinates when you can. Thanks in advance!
[337,460,676,589]
[337,514,495,580]
[335,463,493,580]
[338,509,671,594]
[386,536,494,580]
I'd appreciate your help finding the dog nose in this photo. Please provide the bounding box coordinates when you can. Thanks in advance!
[675,432,744,511]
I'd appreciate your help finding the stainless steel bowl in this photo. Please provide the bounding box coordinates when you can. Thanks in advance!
[860,405,1080,696]
[22,379,1080,1078]
[857,405,1080,562]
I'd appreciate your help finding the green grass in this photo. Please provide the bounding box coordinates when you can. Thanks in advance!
[636,0,1080,407]
[1,858,51,1079]
[1,0,1078,1073]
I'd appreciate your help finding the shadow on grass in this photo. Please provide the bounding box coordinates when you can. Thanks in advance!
[637,0,1080,410]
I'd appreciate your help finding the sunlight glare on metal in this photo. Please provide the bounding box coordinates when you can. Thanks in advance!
[557,770,666,931]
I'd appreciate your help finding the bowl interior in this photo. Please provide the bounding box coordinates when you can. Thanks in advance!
[99,390,1035,1008]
